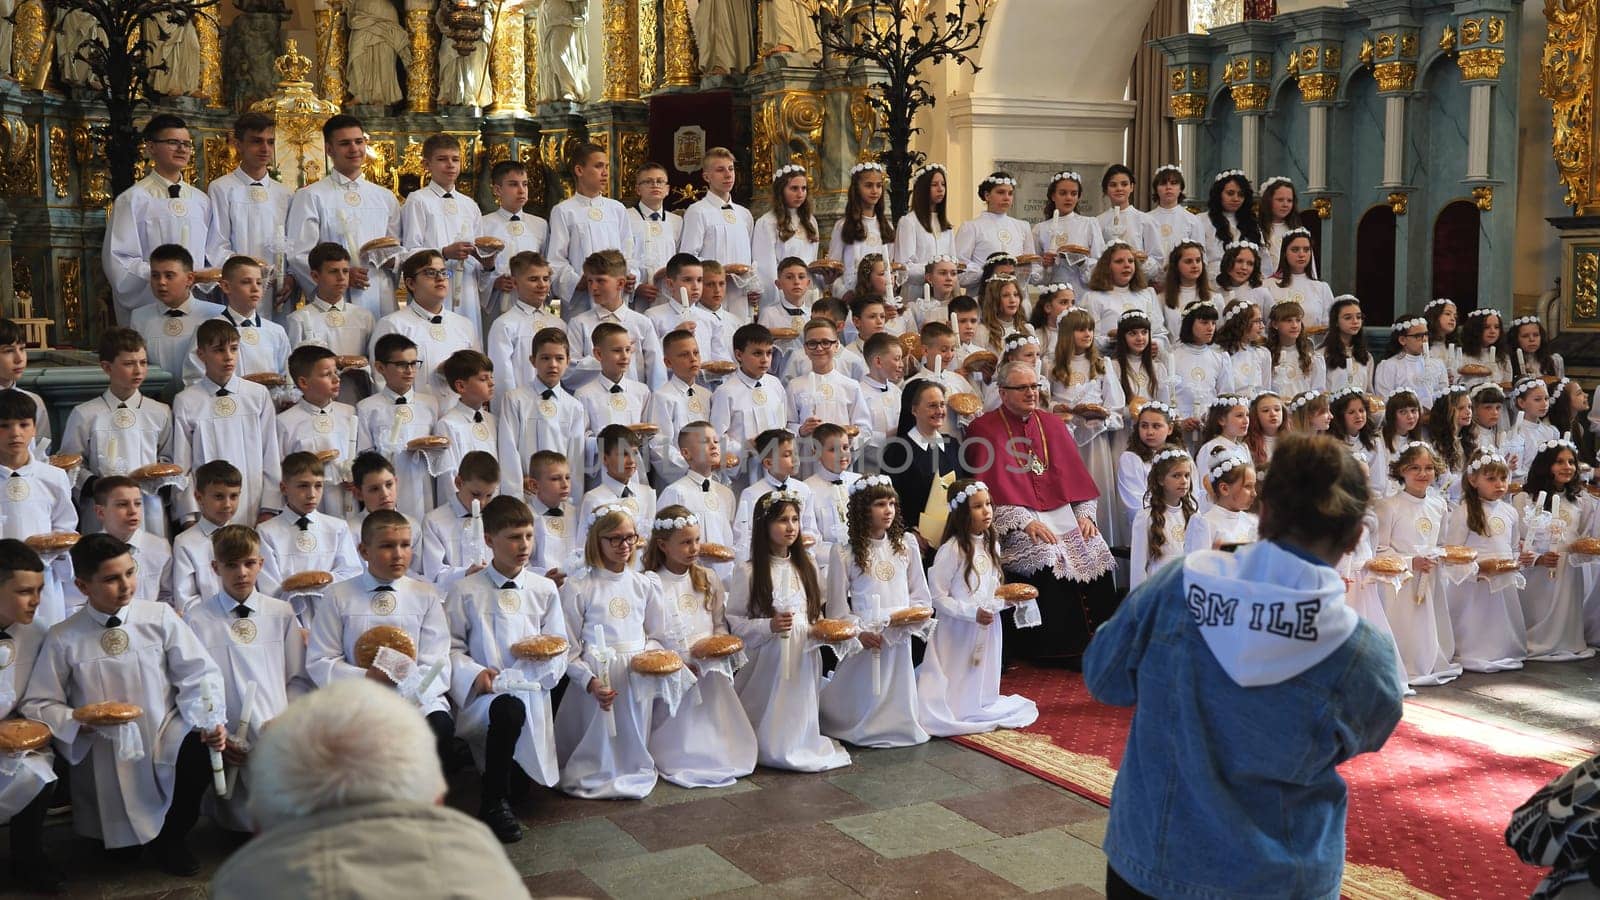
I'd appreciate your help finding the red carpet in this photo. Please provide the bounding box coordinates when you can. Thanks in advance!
[954,666,1594,900]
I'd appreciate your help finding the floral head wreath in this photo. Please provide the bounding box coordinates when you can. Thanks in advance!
[1259,175,1293,193]
[773,164,806,181]
[1553,377,1573,399]
[1104,239,1134,253]
[850,162,886,177]
[1466,307,1502,320]
[1386,387,1419,402]
[1139,400,1178,419]
[1333,293,1360,306]
[1424,298,1455,313]
[1209,452,1251,481]
[1467,452,1508,474]
[1039,283,1072,296]
[1222,240,1261,255]
[1392,316,1427,332]
[848,474,893,496]
[1509,377,1548,400]
[928,254,961,267]
[1331,384,1366,404]
[1154,163,1183,178]
[985,253,1018,266]
[1402,439,1437,454]
[587,503,632,529]
[652,512,700,531]
[911,162,946,183]
[1287,390,1322,412]
[1282,226,1312,241]
[1208,394,1248,411]
[988,273,1019,284]
[1152,448,1190,466]
[948,480,989,510]
[1213,169,1247,184]
[1183,298,1216,314]
[758,489,802,514]
[1537,438,1579,456]
[1252,389,1281,403]
[981,174,1018,190]
[1509,315,1541,329]
[1468,381,1503,399]
[1443,383,1470,398]
[1003,333,1040,352]
[1223,301,1255,325]
[1050,171,1082,185]
[1118,308,1150,324]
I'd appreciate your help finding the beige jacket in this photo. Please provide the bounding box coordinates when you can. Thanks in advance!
[211,800,530,899]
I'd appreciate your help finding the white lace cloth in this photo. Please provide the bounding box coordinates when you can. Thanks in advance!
[95,722,145,762]
[993,504,1115,582]
[690,648,748,685]
[501,653,567,691]
[1008,599,1043,628]
[628,661,696,717]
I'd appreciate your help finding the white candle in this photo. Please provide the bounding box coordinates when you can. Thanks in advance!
[1536,491,1548,513]
[203,684,227,796]
[923,282,932,305]
[949,311,958,332]
[1553,493,1563,523]
[934,354,943,376]
[678,286,690,312]
[869,592,882,696]
[1518,348,1527,372]
[106,436,120,474]
[1489,346,1497,364]
[591,625,616,738]
[223,681,260,797]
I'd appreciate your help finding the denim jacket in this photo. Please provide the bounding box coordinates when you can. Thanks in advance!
[1084,541,1404,899]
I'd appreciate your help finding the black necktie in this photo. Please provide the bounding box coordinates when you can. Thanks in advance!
[429,315,443,325]
[473,410,483,423]
[686,387,695,397]
[701,479,711,493]
[541,389,554,400]
[751,378,762,391]
[783,306,804,316]
[164,309,184,318]
[105,615,121,628]
[546,507,563,517]
[775,481,788,491]
[651,212,662,221]
[372,584,393,593]
[249,182,263,188]
[167,184,180,199]
[239,318,256,328]
[501,581,516,590]
[832,479,843,485]
[296,516,310,531]
[233,604,251,619]
[395,396,407,405]
[441,191,453,199]
[215,388,230,397]
[620,486,633,498]
[880,385,889,393]
[609,384,622,394]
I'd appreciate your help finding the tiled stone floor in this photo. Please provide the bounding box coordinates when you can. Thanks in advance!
[21,654,1600,898]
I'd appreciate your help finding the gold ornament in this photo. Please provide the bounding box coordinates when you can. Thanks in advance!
[1387,192,1409,216]
[1472,185,1494,211]
[1458,48,1506,81]
[1542,0,1599,211]
[1231,84,1269,112]
[407,7,439,114]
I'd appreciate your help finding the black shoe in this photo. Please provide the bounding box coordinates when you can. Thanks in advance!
[149,838,200,877]
[479,799,523,844]
[10,857,63,894]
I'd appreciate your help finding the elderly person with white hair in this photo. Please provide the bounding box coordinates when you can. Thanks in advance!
[211,680,529,899]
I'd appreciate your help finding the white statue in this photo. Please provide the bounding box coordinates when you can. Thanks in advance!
[533,0,589,104]
[693,0,751,76]
[0,0,13,78]
[345,0,411,106]
[435,0,493,107]
[55,10,105,88]
[143,14,202,96]
[759,0,819,62]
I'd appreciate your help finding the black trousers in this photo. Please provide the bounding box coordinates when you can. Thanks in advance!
[10,779,50,859]
[152,733,212,847]
[1000,567,1119,663]
[481,694,526,806]
[1106,865,1157,900]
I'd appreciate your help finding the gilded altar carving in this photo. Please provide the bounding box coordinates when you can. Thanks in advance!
[197,12,225,107]
[1170,67,1185,93]
[398,139,426,180]
[1312,197,1332,219]
[1576,249,1599,319]
[1169,93,1206,119]
[488,142,511,169]
[661,0,697,87]
[1472,185,1494,211]
[1458,48,1506,80]
[1324,47,1341,69]
[1221,56,1247,84]
[1388,192,1409,215]
[518,142,547,208]
[1189,66,1208,89]
[204,134,236,186]
[11,0,48,88]
[72,123,111,207]
[1375,33,1396,58]
[407,8,438,114]
[48,127,70,199]
[1298,46,1317,73]
[539,131,579,198]
[1231,83,1269,112]
[639,0,658,93]
[1251,55,1271,80]
[10,260,32,312]
[1541,0,1596,211]
[1440,25,1456,52]
[849,89,881,161]
[1374,61,1417,93]
[58,258,81,338]
[752,90,824,188]
[602,0,640,101]
[524,7,539,105]
[1360,39,1373,66]
[314,6,348,107]
[618,131,648,184]
[490,1,529,115]
[1487,16,1505,44]
[1400,33,1418,58]
[0,117,40,199]
[1462,17,1483,45]
[1298,73,1339,103]
[362,139,395,187]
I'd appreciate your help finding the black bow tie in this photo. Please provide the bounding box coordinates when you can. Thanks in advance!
[721,204,733,211]
[441,191,453,199]
[296,515,311,530]
[164,309,184,318]
[620,486,633,498]
[773,481,788,491]
[473,410,484,423]
[501,580,516,590]
[701,479,711,492]
[541,389,555,400]
[545,507,563,517]
[215,388,230,397]
[8,472,18,479]
[394,396,407,404]
[117,402,128,409]
[167,184,181,199]
[783,306,804,317]
[832,479,843,485]
[609,384,623,394]
[371,584,393,593]
[249,181,263,188]
[750,378,762,390]
[429,315,443,325]
[326,304,341,313]
[686,387,695,397]
[509,214,520,221]
[233,604,251,619]
[879,385,889,393]
[238,318,256,327]
[105,615,122,628]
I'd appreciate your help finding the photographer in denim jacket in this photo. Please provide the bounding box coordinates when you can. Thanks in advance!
[1085,433,1405,900]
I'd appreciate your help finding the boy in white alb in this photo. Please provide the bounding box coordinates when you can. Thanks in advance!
[0,321,50,453]
[206,113,294,321]
[370,250,480,398]
[285,114,403,319]
[645,254,704,340]
[573,324,651,482]
[859,333,906,463]
[257,452,362,619]
[103,114,212,323]
[182,256,292,386]
[284,242,377,405]
[680,148,759,319]
[277,345,361,518]
[479,161,551,318]
[420,451,499,589]
[92,477,173,607]
[547,143,637,317]
[524,451,576,584]
[731,429,820,562]
[129,245,225,384]
[60,328,176,535]
[763,258,814,377]
[685,261,739,371]
[344,453,424,548]
[0,390,78,628]
[802,423,859,547]
[498,329,588,504]
[565,249,665,391]
[23,534,226,875]
[645,330,709,486]
[356,334,442,523]
[628,161,682,307]
[431,349,502,498]
[575,426,657,549]
[398,134,494,338]
[184,525,310,831]
[787,319,873,465]
[171,320,283,524]
[657,421,738,582]
[485,252,562,396]
[710,324,790,489]
[171,461,283,615]
[0,542,63,892]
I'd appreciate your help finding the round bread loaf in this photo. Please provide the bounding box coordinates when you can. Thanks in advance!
[702,360,737,376]
[629,649,684,675]
[335,355,369,370]
[690,634,744,660]
[1459,363,1492,378]
[406,435,450,452]
[48,453,82,471]
[1365,555,1407,576]
[314,449,340,465]
[627,423,659,436]
[1477,557,1521,576]
[25,533,78,553]
[72,702,143,727]
[723,264,751,277]
[888,607,933,627]
[0,719,50,753]
[192,268,223,284]
[474,236,505,254]
[768,327,800,341]
[510,635,569,660]
[947,393,983,417]
[697,543,735,562]
[244,372,286,388]
[354,625,416,669]
[130,462,184,480]
[281,570,334,592]
[1572,537,1600,556]
[1441,545,1479,565]
[809,618,859,642]
[1075,403,1109,420]
[961,350,999,373]
[995,583,1039,603]
[360,236,400,254]
[1015,254,1041,265]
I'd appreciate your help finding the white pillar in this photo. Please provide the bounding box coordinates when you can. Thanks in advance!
[1383,96,1406,187]
[1466,83,1491,181]
[1307,105,1328,194]
[1240,115,1260,183]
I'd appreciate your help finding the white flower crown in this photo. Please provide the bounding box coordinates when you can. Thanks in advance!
[986,253,1018,266]
[1402,439,1436,454]
[1469,381,1504,398]
[1260,175,1293,192]
[848,474,892,496]
[1392,316,1427,332]
[1208,394,1248,411]
[1039,283,1071,296]
[773,164,807,181]
[587,503,633,528]
[1537,438,1579,455]
[1509,377,1547,400]
[758,489,803,513]
[989,273,1019,284]
[1223,301,1255,324]
[1209,453,1251,480]
[1223,240,1261,254]
[1154,163,1183,178]
[1118,307,1150,324]
[1287,390,1322,412]
[1104,239,1134,252]
[912,162,946,183]
[1510,315,1541,329]
[1050,171,1082,185]
[1269,296,1303,311]
[1282,226,1312,240]
[1333,293,1360,305]
[652,513,700,531]
[1553,377,1572,398]
[928,254,961,267]
[1183,297,1217,314]
[1466,307,1502,320]
[1467,452,1508,474]
[1003,333,1041,352]
[1213,169,1247,183]
[1140,400,1177,419]
[1331,384,1366,403]
[850,162,887,176]
[948,480,989,510]
[1386,387,1419,402]
[1424,298,1455,313]
[1252,389,1281,402]
[1152,448,1190,465]
[1444,383,1470,397]
[982,175,1018,188]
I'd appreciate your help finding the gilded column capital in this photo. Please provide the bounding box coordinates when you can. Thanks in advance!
[1230,83,1269,112]
[1472,185,1494,211]
[1311,197,1332,219]
[1457,48,1505,81]
[1373,61,1417,93]
[489,0,529,116]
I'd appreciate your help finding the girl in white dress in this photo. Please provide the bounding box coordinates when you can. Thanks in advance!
[1157,241,1212,339]
[1028,284,1075,372]
[1117,401,1182,531]
[1323,297,1374,394]
[1148,164,1208,259]
[1266,299,1326,397]
[980,330,1044,414]
[1081,242,1166,350]
[1265,231,1334,341]
[1108,311,1170,421]
[1549,378,1595,465]
[828,163,895,293]
[1129,449,1195,589]
[821,476,932,748]
[1214,242,1274,322]
[1032,171,1105,301]
[1329,386,1380,486]
[728,491,851,771]
[894,164,957,303]
[1202,170,1263,281]
[1375,389,1424,497]
[1288,390,1332,435]
[1170,301,1233,451]
[642,506,759,788]
[846,253,910,337]
[915,479,1040,735]
[1245,390,1285,471]
[1375,316,1450,406]
[1444,451,1533,671]
[554,504,671,799]
[1196,393,1250,480]
[1506,315,1566,381]
[954,172,1036,292]
[1428,386,1474,505]
[1514,442,1597,661]
[1097,165,1165,283]
[1255,176,1300,276]
[754,166,821,312]
[1424,298,1460,370]
[977,275,1029,356]
[1469,382,1509,454]
[1504,378,1560,481]
[1459,308,1510,388]
[1372,441,1463,686]
[1216,299,1270,394]
[1050,308,1128,546]
[1185,449,1258,551]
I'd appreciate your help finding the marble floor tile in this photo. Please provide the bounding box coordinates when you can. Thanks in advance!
[581,844,757,900]
[830,801,998,859]
[953,827,1105,893]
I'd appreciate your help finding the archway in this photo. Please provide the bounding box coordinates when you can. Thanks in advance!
[1356,205,1397,325]
[1431,200,1481,312]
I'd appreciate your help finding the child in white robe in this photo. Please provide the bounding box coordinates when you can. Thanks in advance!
[1129,450,1195,590]
[419,451,499,589]
[257,452,363,620]
[1444,451,1534,671]
[355,335,441,522]
[828,164,896,297]
[1458,308,1511,390]
[285,243,378,405]
[1116,402,1182,534]
[916,480,1039,735]
[1033,172,1105,302]
[1097,166,1167,284]
[398,139,491,339]
[171,320,282,525]
[431,349,503,499]
[446,496,568,843]
[0,390,79,628]
[370,251,481,398]
[820,476,931,748]
[277,345,361,518]
[1513,441,1597,662]
[642,506,757,788]
[553,505,671,799]
[952,172,1036,292]
[1264,231,1334,341]
[1080,243,1165,352]
[1170,301,1233,452]
[1504,378,1560,482]
[484,252,561,397]
[1372,442,1463,685]
[91,477,174,608]
[172,461,284,615]
[1185,451,1258,552]
[1049,309,1127,546]
[727,491,851,771]
[0,540,63,892]
[497,328,587,504]
[1216,299,1271,395]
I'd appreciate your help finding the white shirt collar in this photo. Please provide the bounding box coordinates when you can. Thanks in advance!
[330,170,364,190]
[200,374,238,396]
[101,390,143,410]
